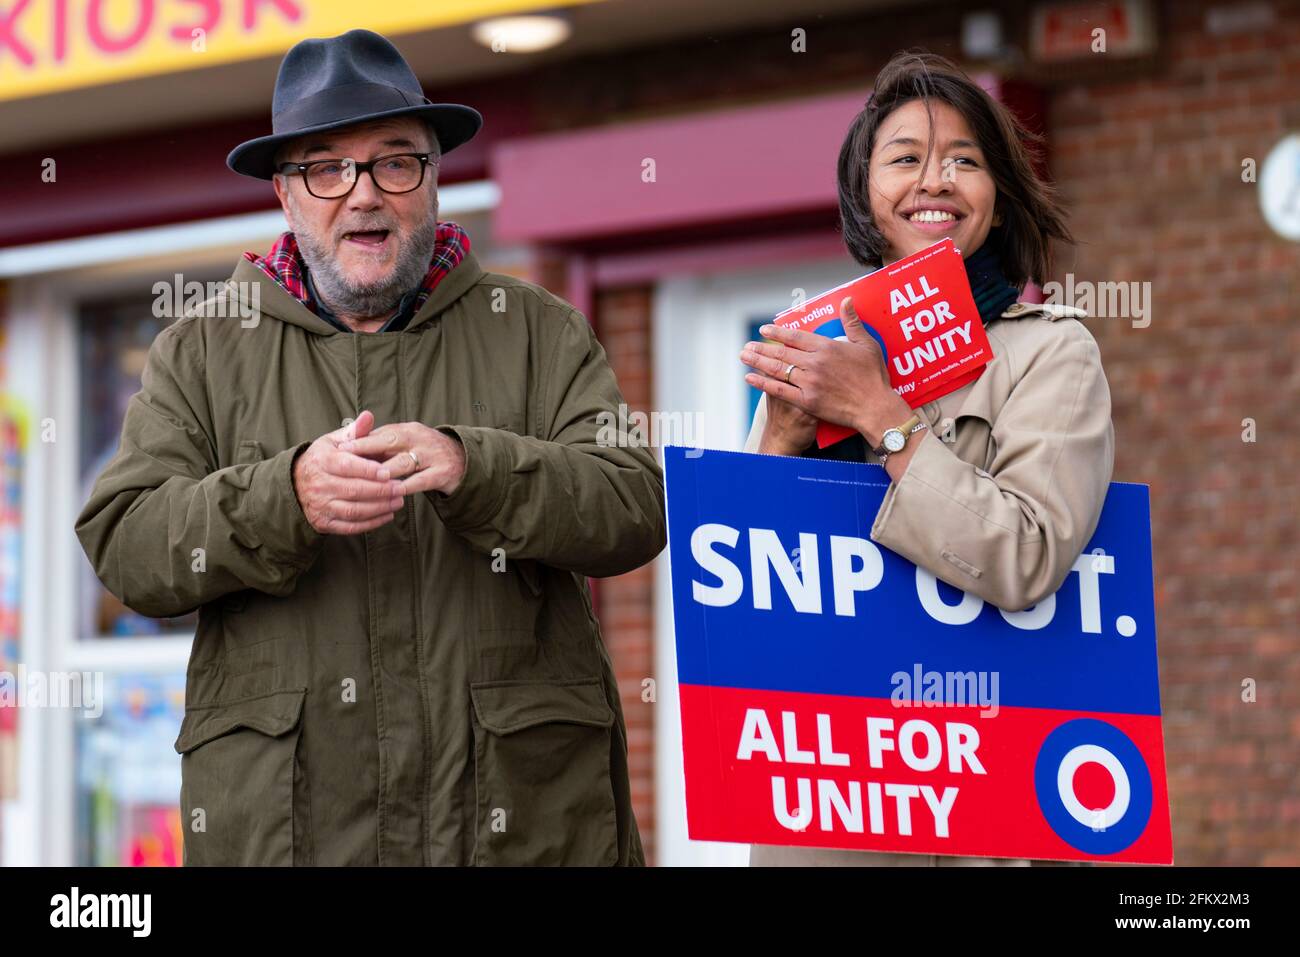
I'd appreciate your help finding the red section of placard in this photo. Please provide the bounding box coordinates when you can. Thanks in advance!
[679,683,1173,864]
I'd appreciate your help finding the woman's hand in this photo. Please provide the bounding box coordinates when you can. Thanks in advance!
[740,295,903,444]
[757,394,818,456]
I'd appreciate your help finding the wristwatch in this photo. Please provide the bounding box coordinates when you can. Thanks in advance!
[872,414,928,466]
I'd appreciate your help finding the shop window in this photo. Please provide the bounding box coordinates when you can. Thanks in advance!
[77,293,207,638]
[75,673,185,866]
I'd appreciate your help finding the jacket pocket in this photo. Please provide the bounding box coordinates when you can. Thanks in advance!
[469,676,618,866]
[173,687,308,866]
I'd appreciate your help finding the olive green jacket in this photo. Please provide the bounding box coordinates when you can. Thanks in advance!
[75,249,666,866]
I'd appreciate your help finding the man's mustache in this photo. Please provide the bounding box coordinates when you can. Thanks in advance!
[337,223,399,240]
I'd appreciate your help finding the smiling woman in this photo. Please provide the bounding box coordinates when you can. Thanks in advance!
[837,53,1072,289]
[742,51,1112,868]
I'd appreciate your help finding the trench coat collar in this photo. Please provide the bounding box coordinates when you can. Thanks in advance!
[998,301,1089,321]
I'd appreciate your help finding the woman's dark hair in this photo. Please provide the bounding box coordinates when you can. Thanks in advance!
[837,51,1073,288]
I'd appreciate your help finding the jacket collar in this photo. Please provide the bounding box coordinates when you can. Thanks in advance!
[230,255,336,334]
[999,301,1089,321]
[228,248,486,336]
[405,248,484,332]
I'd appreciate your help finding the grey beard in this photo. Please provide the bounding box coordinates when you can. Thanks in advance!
[296,210,440,320]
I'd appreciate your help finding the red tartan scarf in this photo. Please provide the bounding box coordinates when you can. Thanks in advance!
[242,221,470,316]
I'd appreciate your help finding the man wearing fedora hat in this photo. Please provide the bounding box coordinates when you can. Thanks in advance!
[76,30,664,866]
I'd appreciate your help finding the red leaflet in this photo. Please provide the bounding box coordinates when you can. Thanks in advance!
[772,239,992,448]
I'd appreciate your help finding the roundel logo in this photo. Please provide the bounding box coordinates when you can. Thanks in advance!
[1034,718,1153,856]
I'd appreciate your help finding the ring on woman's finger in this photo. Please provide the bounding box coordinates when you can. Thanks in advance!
[783,362,797,384]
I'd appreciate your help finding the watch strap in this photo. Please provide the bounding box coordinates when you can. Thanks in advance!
[871,413,923,457]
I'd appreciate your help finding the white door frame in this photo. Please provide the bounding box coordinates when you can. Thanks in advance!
[651,257,861,866]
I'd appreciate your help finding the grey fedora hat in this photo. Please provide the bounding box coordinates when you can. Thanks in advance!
[227,29,482,180]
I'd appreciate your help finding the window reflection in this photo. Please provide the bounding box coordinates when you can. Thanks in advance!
[75,673,185,866]
[78,294,204,638]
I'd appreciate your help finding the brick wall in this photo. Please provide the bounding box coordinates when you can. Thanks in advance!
[591,286,659,862]
[1049,0,1300,865]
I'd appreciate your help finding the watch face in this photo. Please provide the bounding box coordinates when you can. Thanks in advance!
[883,429,906,452]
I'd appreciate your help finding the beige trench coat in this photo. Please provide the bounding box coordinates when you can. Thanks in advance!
[742,300,1115,867]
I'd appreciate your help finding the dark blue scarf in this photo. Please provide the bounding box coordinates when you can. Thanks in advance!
[962,237,1021,327]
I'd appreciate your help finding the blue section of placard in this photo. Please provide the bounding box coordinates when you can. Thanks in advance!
[664,446,1161,716]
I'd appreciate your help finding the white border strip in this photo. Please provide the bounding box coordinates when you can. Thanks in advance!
[0,179,501,277]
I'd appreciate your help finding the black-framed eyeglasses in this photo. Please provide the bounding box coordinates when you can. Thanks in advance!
[278,152,437,199]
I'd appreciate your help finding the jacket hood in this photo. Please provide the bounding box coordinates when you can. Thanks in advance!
[225,248,486,335]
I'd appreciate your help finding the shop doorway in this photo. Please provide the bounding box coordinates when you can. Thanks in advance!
[651,257,861,865]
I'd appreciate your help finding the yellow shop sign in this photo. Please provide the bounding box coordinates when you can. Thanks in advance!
[0,0,593,102]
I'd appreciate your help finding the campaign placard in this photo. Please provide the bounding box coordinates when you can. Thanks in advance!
[772,239,991,448]
[664,447,1172,864]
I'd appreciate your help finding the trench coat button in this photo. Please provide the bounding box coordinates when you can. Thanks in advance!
[1004,302,1026,316]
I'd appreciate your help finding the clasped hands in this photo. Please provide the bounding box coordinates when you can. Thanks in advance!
[291,410,466,535]
[740,296,915,457]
